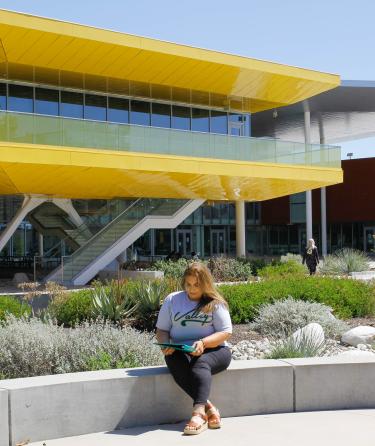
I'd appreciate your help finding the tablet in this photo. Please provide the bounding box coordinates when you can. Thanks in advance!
[154,342,196,353]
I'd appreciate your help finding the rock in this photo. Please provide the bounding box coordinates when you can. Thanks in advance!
[292,323,325,348]
[12,272,30,286]
[341,326,375,347]
[337,349,375,358]
[357,343,368,350]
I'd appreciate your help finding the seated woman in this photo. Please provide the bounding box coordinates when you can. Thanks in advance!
[156,262,232,435]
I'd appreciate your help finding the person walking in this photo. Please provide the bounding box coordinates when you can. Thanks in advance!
[302,238,320,275]
[156,262,232,435]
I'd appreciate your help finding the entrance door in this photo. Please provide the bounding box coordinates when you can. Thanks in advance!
[176,229,192,256]
[364,227,375,253]
[210,229,226,256]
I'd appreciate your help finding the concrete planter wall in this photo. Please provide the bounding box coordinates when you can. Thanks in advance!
[1,357,375,445]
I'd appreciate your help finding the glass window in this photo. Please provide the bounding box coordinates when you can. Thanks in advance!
[130,100,150,125]
[108,97,129,123]
[171,105,190,130]
[219,203,229,224]
[192,108,209,132]
[155,229,171,256]
[0,83,6,110]
[151,103,171,128]
[60,91,83,118]
[203,205,212,224]
[211,204,220,224]
[84,94,106,121]
[8,84,33,112]
[229,113,250,136]
[210,110,228,134]
[35,88,59,115]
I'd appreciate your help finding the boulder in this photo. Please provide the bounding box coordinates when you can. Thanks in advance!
[341,326,375,347]
[12,272,30,286]
[337,349,375,358]
[292,322,325,348]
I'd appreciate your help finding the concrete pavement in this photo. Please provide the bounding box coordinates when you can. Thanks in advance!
[30,409,375,446]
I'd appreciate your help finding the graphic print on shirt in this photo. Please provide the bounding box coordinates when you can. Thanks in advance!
[174,308,213,326]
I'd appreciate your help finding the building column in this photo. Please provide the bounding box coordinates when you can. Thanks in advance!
[235,200,246,257]
[304,109,313,241]
[319,116,328,257]
[38,233,44,256]
[321,187,327,256]
[0,195,47,252]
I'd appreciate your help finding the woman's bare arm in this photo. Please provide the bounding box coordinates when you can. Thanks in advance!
[156,328,175,356]
[190,331,231,356]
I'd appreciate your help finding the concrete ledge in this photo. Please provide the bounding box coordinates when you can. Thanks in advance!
[0,389,9,446]
[4,357,375,445]
[0,360,292,445]
[283,356,375,411]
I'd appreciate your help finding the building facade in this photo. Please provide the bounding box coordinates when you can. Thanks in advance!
[0,10,342,283]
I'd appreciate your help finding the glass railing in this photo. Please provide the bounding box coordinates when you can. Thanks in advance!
[49,198,188,282]
[0,111,341,168]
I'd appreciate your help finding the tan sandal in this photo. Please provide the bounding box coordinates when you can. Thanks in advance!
[206,404,222,429]
[183,412,208,435]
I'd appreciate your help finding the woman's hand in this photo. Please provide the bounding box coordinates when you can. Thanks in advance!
[161,347,175,356]
[190,340,205,356]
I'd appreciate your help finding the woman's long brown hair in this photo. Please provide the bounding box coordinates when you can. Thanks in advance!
[181,262,229,313]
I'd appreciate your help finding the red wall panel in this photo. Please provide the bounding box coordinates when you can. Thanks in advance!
[260,158,375,225]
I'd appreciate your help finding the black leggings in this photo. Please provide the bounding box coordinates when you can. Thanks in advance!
[165,346,232,405]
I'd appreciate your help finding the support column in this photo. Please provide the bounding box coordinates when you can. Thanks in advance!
[321,187,327,256]
[52,198,85,228]
[235,200,246,257]
[38,233,44,256]
[0,195,47,252]
[319,116,328,257]
[304,108,313,241]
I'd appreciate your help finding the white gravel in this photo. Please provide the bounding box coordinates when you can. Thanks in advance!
[229,338,375,360]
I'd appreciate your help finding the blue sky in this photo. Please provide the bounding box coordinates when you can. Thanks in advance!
[0,0,374,159]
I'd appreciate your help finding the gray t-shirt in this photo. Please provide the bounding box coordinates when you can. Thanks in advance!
[156,291,232,346]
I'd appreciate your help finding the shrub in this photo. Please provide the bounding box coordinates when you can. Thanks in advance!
[219,276,375,323]
[265,331,326,359]
[320,248,370,275]
[151,258,190,279]
[280,253,303,264]
[257,260,306,279]
[250,297,348,339]
[0,316,163,379]
[207,256,253,282]
[47,289,94,326]
[0,296,31,321]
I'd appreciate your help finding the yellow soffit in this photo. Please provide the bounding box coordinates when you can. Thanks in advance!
[0,9,340,112]
[0,142,343,201]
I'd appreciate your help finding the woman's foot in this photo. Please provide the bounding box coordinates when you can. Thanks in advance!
[183,412,208,435]
[205,401,222,429]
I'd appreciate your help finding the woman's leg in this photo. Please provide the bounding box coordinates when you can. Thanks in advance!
[189,346,232,405]
[164,350,195,399]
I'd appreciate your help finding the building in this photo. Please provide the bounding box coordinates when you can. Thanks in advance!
[254,157,375,256]
[0,10,342,283]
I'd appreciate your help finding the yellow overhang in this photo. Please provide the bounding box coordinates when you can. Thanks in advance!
[0,142,343,201]
[0,10,340,112]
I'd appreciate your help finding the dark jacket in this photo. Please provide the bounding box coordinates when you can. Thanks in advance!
[302,247,319,266]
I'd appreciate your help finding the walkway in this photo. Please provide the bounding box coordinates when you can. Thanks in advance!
[30,409,375,445]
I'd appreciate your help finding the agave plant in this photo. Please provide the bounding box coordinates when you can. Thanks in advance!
[132,279,178,331]
[91,280,138,322]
